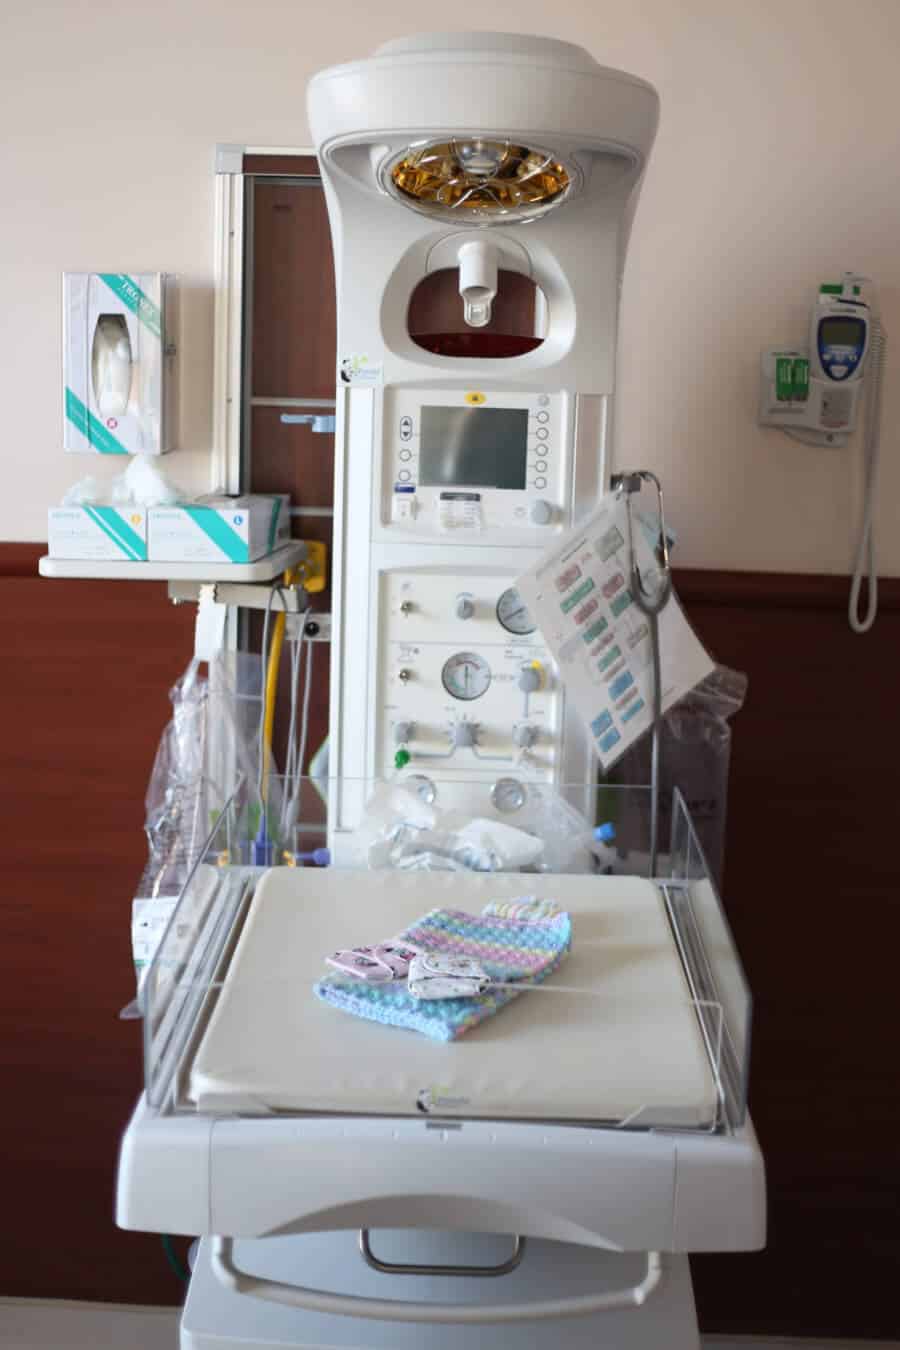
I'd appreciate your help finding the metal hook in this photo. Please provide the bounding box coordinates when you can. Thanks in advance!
[610,470,673,877]
[611,470,672,617]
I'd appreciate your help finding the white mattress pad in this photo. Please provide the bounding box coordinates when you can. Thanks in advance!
[188,869,718,1127]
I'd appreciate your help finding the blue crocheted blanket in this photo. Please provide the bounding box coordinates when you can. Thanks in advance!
[314,905,571,1042]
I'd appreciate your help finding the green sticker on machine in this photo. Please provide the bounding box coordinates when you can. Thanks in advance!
[560,578,595,614]
[582,616,608,643]
[610,589,632,618]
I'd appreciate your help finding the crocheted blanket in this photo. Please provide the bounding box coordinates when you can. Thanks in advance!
[314,905,571,1042]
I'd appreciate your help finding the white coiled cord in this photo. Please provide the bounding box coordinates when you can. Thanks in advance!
[848,316,886,633]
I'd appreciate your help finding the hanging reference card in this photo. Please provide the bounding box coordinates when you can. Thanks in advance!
[515,493,714,770]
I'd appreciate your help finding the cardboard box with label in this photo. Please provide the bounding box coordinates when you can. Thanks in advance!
[148,495,290,564]
[48,506,148,561]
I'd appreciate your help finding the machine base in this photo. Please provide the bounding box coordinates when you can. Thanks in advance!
[182,1231,700,1349]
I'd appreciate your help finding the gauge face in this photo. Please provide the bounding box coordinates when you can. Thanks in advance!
[496,586,536,636]
[406,774,437,806]
[491,777,527,813]
[442,651,492,701]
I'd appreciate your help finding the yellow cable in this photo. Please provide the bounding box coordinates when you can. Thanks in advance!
[261,566,302,802]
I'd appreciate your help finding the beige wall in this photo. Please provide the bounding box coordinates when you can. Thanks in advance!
[2,0,898,571]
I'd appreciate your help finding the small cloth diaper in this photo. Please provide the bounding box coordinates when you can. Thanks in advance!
[314,904,571,1042]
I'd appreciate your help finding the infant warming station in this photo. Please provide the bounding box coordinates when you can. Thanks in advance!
[116,33,765,1349]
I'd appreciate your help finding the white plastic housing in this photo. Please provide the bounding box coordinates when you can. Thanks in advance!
[308,33,659,831]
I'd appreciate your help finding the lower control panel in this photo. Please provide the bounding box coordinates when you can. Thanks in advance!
[376,568,561,783]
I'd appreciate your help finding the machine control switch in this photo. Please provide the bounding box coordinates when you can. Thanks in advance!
[455,595,475,620]
[394,721,414,745]
[513,724,538,748]
[518,665,542,693]
[453,721,479,748]
[530,499,553,525]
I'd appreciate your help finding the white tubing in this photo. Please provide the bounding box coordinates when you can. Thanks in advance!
[849,317,886,633]
[458,239,498,328]
[210,1238,665,1324]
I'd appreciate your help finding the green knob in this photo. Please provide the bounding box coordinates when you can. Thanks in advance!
[394,749,411,769]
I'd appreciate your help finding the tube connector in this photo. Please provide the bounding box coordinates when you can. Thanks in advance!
[458,239,498,328]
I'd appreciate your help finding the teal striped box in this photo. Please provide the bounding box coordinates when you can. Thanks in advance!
[48,506,148,561]
[148,495,288,564]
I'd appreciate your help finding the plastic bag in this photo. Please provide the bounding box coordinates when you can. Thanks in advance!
[607,664,748,882]
[361,781,592,873]
[139,650,284,897]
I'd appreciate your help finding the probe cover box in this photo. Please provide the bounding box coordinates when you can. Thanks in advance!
[48,506,148,561]
[148,494,290,563]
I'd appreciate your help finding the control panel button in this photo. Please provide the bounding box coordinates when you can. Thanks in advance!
[536,411,549,423]
[535,460,547,473]
[534,476,547,490]
[536,427,548,440]
[455,596,475,620]
[537,394,550,407]
[392,495,417,522]
[400,416,413,440]
[530,499,553,525]
[831,365,848,378]
[398,469,411,482]
[399,448,411,461]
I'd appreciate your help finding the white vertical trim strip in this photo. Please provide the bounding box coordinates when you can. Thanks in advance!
[211,173,245,495]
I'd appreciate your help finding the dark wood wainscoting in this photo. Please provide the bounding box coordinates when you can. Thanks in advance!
[677,570,900,1339]
[2,543,197,1304]
[2,545,899,1334]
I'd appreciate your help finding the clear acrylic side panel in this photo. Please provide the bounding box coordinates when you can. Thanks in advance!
[666,786,751,1126]
[141,776,746,1130]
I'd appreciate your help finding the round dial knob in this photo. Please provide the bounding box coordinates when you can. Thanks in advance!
[518,665,542,693]
[530,499,553,525]
[455,596,475,620]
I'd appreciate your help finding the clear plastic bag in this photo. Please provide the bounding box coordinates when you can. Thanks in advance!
[607,664,748,882]
[362,781,591,873]
[138,650,282,899]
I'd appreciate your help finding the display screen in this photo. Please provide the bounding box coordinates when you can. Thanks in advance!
[820,317,865,348]
[419,407,529,489]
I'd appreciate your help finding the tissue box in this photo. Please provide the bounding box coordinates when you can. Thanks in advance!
[148,495,290,563]
[48,506,148,561]
[63,272,177,456]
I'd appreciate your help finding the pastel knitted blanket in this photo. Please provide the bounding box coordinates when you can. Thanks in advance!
[314,905,571,1042]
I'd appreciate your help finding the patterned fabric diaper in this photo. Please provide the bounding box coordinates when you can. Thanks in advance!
[314,905,571,1043]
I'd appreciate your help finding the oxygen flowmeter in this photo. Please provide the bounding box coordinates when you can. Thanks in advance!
[758,274,873,446]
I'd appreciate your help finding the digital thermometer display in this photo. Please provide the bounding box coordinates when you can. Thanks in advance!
[419,406,528,489]
[817,314,867,381]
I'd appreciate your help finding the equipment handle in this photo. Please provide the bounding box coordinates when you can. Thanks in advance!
[210,1238,664,1324]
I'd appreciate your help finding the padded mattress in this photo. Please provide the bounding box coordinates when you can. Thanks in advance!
[188,869,718,1127]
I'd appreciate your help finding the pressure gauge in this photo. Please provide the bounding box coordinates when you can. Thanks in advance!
[406,774,437,806]
[491,777,527,813]
[442,651,492,701]
[496,587,536,636]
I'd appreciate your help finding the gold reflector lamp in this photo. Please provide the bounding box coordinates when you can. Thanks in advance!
[384,137,580,223]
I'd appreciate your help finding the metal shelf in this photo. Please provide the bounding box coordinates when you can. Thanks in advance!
[37,541,307,583]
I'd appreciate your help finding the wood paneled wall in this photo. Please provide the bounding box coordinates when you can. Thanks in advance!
[675,571,900,1339]
[2,544,197,1303]
[4,541,899,1334]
